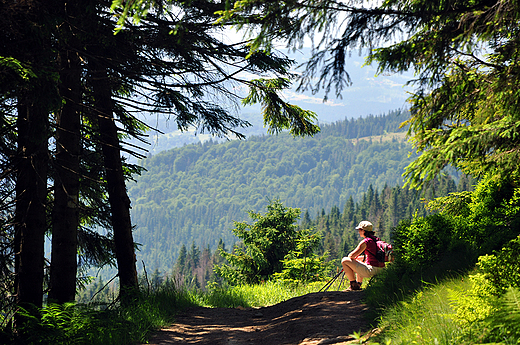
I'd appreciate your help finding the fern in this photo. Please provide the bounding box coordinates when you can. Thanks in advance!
[496,288,520,333]
[485,287,520,343]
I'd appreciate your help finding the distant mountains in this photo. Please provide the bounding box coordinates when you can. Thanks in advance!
[127,50,412,158]
[128,110,416,271]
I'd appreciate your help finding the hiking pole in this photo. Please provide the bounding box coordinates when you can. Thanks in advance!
[338,270,346,290]
[319,268,344,292]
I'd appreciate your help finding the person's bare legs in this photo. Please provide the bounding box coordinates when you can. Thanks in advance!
[341,257,357,281]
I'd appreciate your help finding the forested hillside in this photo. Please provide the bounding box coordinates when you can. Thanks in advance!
[128,110,426,271]
[158,173,472,292]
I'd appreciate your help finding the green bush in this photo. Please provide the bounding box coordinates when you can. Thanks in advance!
[215,200,329,286]
[448,273,498,335]
[477,236,520,294]
[393,214,456,271]
[366,211,474,305]
[215,199,302,285]
[448,236,520,344]
[273,229,333,284]
[464,176,520,253]
[366,176,520,308]
[373,271,520,345]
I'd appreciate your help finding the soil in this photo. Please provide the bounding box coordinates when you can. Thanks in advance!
[145,290,376,345]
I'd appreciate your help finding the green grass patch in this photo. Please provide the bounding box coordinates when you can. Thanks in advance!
[370,274,520,345]
[372,278,466,345]
[192,280,326,308]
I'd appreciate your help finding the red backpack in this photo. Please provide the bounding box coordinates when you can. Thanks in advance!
[367,236,394,263]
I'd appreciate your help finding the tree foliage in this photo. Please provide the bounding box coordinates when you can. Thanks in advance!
[1,0,325,323]
[272,228,332,284]
[214,199,331,285]
[214,0,520,189]
[215,199,303,284]
[477,236,520,295]
[133,172,467,290]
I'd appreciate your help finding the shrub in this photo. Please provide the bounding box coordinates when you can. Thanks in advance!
[448,273,498,334]
[215,199,301,284]
[215,199,329,285]
[393,213,456,272]
[464,176,520,253]
[273,229,333,284]
[366,177,520,308]
[477,236,520,294]
[436,236,520,344]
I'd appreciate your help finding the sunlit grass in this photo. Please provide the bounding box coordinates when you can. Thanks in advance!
[9,275,516,345]
[371,278,471,345]
[193,280,326,308]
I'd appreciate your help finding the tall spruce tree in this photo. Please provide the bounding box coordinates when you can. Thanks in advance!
[81,0,321,302]
[215,199,302,284]
[7,1,59,312]
[49,0,83,304]
[2,0,323,313]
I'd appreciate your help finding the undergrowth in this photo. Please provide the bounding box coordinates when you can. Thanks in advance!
[368,235,520,345]
[4,268,519,344]
[1,279,328,344]
[371,278,467,344]
[3,280,197,345]
[368,275,520,345]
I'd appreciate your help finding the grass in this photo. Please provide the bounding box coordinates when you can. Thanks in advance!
[370,278,467,345]
[194,280,326,308]
[6,281,199,345]
[6,274,518,344]
[2,279,328,344]
[368,275,520,345]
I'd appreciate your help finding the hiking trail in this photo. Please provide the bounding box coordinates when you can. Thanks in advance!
[145,290,375,345]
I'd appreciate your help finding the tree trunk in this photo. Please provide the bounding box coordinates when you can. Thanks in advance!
[48,20,82,303]
[90,63,139,304]
[14,91,49,310]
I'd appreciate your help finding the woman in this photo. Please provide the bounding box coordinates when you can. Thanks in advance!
[341,221,385,291]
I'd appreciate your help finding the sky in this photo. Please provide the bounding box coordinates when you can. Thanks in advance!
[125,23,415,157]
[218,25,413,123]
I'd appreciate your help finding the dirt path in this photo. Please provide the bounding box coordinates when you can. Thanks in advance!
[145,291,374,345]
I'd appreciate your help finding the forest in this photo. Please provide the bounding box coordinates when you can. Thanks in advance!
[120,173,473,294]
[2,0,520,344]
[128,110,422,271]
[0,0,320,335]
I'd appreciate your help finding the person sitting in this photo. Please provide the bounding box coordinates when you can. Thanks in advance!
[341,221,385,291]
